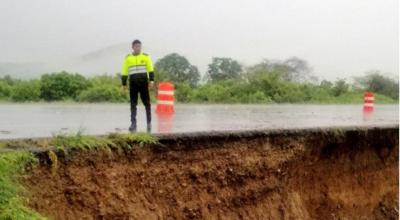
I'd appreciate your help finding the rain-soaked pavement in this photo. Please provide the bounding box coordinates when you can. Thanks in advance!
[0,103,398,139]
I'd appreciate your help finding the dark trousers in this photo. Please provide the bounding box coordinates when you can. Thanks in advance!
[129,78,151,127]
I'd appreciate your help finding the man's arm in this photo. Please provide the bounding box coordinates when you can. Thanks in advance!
[146,55,154,82]
[121,56,129,86]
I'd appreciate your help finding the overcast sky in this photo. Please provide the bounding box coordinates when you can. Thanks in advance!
[0,0,398,80]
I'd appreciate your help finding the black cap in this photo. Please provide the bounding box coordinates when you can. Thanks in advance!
[132,39,142,45]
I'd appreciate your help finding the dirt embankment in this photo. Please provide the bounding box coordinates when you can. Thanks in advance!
[24,127,399,219]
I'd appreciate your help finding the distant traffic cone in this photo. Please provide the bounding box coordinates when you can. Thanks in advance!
[363,91,374,112]
[156,82,175,114]
[363,91,374,121]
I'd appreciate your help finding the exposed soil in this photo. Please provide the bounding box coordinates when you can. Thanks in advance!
[23,127,399,219]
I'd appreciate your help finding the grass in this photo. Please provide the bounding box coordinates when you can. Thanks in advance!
[333,92,397,104]
[0,152,45,220]
[50,130,158,150]
[51,130,113,150]
[0,129,159,152]
[107,132,159,145]
[0,139,51,152]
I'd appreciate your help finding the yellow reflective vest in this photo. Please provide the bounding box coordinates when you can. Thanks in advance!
[121,53,154,85]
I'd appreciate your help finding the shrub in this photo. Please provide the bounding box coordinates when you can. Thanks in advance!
[40,71,91,101]
[0,81,11,98]
[77,85,127,102]
[10,80,40,102]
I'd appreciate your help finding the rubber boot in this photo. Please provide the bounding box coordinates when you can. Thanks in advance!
[129,124,137,132]
[145,105,151,133]
[130,106,137,132]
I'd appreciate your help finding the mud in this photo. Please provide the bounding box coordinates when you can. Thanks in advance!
[23,126,399,219]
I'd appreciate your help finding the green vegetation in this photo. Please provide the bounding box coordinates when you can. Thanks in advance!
[76,85,126,102]
[76,75,128,103]
[107,132,158,145]
[354,70,399,100]
[154,53,200,86]
[0,152,45,219]
[1,130,159,153]
[206,57,242,82]
[51,131,112,150]
[51,130,158,150]
[40,72,90,101]
[0,55,398,104]
[10,80,41,102]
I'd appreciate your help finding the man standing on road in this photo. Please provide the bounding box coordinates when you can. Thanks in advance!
[121,39,154,132]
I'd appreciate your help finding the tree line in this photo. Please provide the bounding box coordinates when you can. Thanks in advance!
[0,53,398,103]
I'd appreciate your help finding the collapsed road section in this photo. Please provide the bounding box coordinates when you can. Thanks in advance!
[1,125,398,219]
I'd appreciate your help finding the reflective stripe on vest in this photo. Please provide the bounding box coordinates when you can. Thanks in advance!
[128,65,147,75]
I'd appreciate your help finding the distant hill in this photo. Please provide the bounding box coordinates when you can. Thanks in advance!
[0,62,51,79]
[0,44,130,79]
[67,42,176,76]
[0,42,207,79]
[65,43,129,76]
